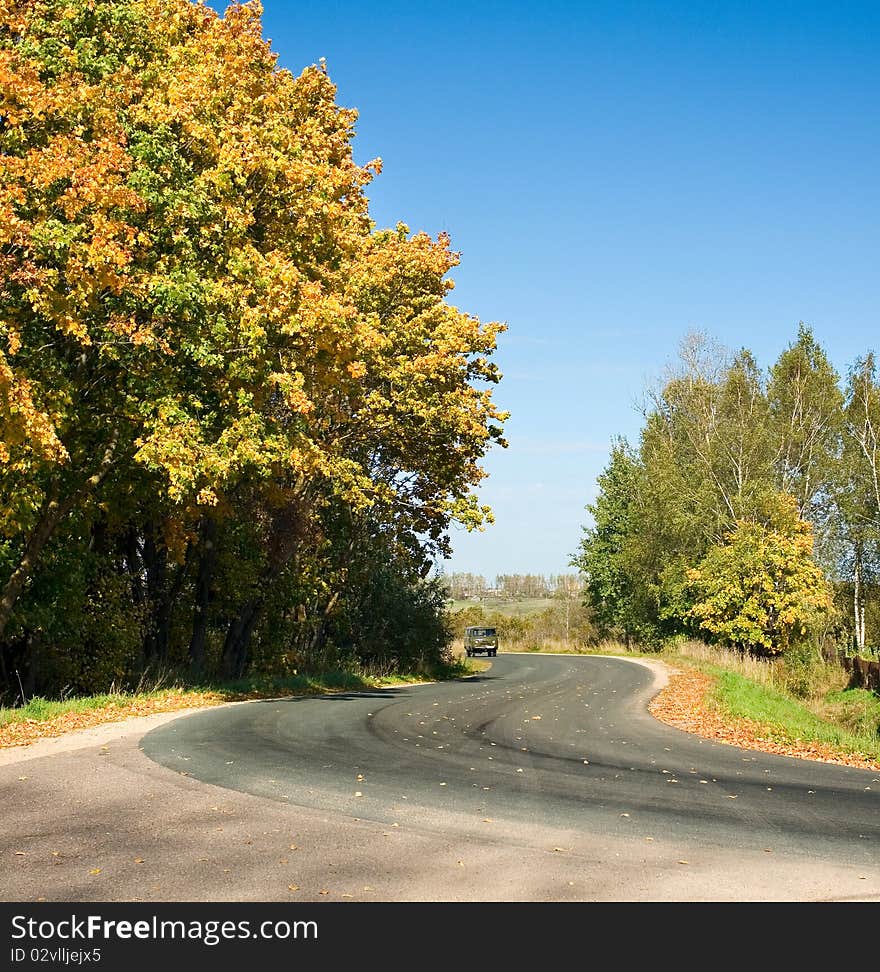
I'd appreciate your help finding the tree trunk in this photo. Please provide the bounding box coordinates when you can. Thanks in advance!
[854,546,865,651]
[141,525,167,662]
[220,492,311,679]
[189,517,217,676]
[221,597,264,678]
[124,527,146,604]
[141,523,191,666]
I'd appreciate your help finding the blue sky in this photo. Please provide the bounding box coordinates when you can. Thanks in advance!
[254,0,880,579]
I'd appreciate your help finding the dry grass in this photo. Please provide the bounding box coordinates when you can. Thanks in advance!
[669,639,783,688]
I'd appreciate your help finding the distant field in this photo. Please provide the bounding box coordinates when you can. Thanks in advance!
[447,597,555,618]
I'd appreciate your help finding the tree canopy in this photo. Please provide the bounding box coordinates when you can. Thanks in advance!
[0,0,507,696]
[574,325,875,655]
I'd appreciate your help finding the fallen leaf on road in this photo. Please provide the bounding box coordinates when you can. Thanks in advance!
[89,868,102,875]
[134,858,145,864]
[287,885,299,892]
[319,890,329,895]
[677,860,689,865]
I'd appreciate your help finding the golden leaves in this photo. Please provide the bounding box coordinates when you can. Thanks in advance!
[0,351,68,466]
[0,0,506,570]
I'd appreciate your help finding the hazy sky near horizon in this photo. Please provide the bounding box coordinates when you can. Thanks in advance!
[252,0,880,579]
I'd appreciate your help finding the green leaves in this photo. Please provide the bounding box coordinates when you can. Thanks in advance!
[577,328,849,653]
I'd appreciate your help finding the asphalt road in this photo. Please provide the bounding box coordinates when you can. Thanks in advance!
[3,653,880,901]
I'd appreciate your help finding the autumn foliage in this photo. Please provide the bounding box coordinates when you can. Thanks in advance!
[0,0,507,697]
[686,496,833,655]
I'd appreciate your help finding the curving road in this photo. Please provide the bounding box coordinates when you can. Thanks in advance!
[4,653,880,901]
[142,653,880,870]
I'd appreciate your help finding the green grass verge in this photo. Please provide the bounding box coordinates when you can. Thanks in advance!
[0,691,175,726]
[0,658,473,730]
[674,656,880,762]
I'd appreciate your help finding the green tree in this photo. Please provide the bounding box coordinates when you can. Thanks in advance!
[576,327,847,649]
[836,352,880,649]
[573,438,651,643]
[767,323,843,524]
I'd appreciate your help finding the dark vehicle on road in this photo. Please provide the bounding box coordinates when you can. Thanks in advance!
[465,626,499,657]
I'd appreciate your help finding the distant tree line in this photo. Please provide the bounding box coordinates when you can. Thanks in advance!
[0,1,506,701]
[574,325,880,656]
[441,573,583,600]
[448,600,595,652]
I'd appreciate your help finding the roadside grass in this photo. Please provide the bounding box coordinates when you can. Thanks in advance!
[0,690,213,727]
[820,687,880,738]
[660,641,880,763]
[0,657,474,747]
[704,668,880,760]
[512,636,632,654]
[460,656,492,673]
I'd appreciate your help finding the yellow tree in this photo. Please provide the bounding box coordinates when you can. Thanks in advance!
[687,494,833,654]
[0,0,507,677]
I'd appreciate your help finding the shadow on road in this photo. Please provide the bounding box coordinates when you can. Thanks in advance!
[241,673,503,706]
